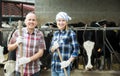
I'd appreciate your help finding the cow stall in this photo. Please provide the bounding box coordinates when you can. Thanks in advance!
[0,21,120,72]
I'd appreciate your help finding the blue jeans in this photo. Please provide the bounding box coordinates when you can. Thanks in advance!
[15,71,40,76]
[51,70,70,76]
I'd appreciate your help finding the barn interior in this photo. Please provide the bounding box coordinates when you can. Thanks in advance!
[0,0,120,76]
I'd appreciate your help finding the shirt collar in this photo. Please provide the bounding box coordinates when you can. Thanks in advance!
[58,29,66,34]
[24,27,37,35]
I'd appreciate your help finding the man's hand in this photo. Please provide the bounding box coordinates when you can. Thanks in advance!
[60,60,71,69]
[16,36,23,46]
[17,57,31,66]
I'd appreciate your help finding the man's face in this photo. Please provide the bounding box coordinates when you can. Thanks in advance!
[25,13,37,30]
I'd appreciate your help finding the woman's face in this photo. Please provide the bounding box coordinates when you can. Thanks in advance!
[56,18,67,30]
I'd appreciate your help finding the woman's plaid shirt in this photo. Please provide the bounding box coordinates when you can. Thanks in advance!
[50,29,80,72]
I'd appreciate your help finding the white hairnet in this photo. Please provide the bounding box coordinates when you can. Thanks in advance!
[56,12,72,22]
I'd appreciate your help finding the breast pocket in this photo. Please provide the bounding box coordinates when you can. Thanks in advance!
[61,36,71,44]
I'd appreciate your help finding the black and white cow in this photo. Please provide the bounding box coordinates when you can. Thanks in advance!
[0,27,14,75]
[83,20,119,70]
[82,22,96,70]
[40,22,55,70]
[68,22,87,69]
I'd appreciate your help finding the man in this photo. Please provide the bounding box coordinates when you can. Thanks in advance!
[8,12,46,76]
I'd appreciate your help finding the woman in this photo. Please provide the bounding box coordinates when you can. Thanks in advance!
[50,12,80,76]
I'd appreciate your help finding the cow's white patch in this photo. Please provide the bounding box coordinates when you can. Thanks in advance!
[4,60,15,76]
[0,46,4,63]
[83,40,95,70]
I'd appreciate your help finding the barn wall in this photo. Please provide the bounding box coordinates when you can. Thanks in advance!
[35,0,120,26]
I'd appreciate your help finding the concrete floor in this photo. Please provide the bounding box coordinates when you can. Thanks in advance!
[0,67,120,76]
[40,69,120,76]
